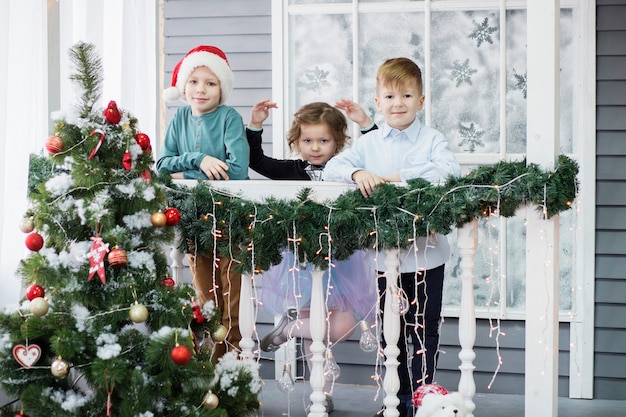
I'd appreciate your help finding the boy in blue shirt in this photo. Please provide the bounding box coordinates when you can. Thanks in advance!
[157,45,249,361]
[323,57,460,417]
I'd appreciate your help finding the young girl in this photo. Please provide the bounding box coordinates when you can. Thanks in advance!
[247,99,378,413]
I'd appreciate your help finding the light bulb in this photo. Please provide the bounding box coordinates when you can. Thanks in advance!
[390,285,410,315]
[277,363,295,393]
[359,320,378,353]
[323,349,341,381]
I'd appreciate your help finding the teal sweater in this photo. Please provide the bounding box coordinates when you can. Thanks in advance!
[156,105,249,180]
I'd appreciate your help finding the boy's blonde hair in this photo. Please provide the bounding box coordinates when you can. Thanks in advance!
[287,102,350,154]
[376,57,423,94]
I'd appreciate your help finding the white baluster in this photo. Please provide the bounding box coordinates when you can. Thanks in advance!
[170,230,185,285]
[382,249,401,417]
[238,273,255,360]
[308,267,328,417]
[456,220,477,416]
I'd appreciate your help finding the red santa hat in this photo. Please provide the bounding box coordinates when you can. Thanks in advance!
[163,45,234,104]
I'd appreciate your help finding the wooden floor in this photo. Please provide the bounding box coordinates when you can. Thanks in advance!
[257,380,625,417]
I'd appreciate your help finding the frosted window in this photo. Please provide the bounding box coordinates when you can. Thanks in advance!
[431,10,501,154]
[285,2,579,316]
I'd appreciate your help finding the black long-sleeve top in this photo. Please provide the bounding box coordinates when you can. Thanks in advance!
[246,124,378,181]
[246,128,312,180]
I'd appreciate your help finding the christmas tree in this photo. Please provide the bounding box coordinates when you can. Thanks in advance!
[0,42,260,417]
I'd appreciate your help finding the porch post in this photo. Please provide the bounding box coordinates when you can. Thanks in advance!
[382,249,401,417]
[526,1,560,416]
[238,273,255,360]
[307,267,328,417]
[456,220,478,416]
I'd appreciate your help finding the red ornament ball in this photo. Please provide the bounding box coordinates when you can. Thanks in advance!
[108,247,128,268]
[46,135,64,154]
[162,277,175,287]
[412,383,449,407]
[25,233,44,252]
[14,413,27,417]
[170,344,192,365]
[134,133,151,150]
[164,208,181,226]
[26,284,45,301]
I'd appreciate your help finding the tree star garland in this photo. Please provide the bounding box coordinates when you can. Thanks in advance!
[165,155,578,274]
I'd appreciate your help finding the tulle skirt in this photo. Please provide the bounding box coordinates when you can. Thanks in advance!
[257,250,378,322]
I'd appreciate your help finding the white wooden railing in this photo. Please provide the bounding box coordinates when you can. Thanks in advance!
[169,180,478,417]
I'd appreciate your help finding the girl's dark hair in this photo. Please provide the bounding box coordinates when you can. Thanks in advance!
[286,102,350,153]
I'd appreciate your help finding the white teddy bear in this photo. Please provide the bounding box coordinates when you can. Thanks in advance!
[414,392,469,417]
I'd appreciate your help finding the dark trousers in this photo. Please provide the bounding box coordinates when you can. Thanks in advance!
[378,264,445,396]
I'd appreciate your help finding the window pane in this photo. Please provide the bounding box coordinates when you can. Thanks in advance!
[505,9,575,154]
[445,217,502,309]
[289,0,350,4]
[358,12,425,118]
[431,10,501,154]
[559,8,575,154]
[505,9,527,153]
[290,13,354,115]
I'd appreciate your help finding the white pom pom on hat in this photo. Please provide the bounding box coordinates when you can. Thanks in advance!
[163,45,234,104]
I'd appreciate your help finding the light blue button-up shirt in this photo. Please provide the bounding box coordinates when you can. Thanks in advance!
[323,117,460,272]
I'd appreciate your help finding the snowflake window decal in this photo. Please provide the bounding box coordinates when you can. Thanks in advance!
[512,69,528,99]
[451,59,478,87]
[299,66,331,93]
[469,17,498,48]
[458,122,485,152]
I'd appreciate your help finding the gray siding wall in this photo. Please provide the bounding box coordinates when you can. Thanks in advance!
[161,0,274,169]
[594,0,626,401]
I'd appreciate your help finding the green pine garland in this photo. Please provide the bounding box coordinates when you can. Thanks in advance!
[166,155,578,272]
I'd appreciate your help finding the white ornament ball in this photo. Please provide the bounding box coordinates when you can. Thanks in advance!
[51,357,70,378]
[19,218,35,233]
[29,297,49,317]
[202,391,219,409]
[129,303,149,323]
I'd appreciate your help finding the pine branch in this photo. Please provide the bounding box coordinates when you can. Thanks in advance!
[68,42,103,118]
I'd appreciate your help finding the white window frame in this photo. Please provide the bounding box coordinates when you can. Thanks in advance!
[271,0,595,398]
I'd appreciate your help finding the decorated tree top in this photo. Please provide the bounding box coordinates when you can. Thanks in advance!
[0,42,260,417]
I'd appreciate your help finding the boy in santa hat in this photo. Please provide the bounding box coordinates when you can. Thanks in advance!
[157,45,249,360]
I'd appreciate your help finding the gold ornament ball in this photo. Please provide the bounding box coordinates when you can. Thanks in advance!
[202,391,219,409]
[19,217,34,233]
[129,303,149,323]
[29,297,49,317]
[151,211,167,227]
[51,357,70,378]
[211,324,228,342]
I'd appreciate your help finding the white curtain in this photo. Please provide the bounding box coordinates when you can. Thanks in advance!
[0,0,157,308]
[0,1,48,308]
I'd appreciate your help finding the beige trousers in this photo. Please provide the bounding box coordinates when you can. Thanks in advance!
[188,253,242,361]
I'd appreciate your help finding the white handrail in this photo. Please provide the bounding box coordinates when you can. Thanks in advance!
[168,180,477,416]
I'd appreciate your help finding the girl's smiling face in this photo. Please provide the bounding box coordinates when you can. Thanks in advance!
[296,123,338,166]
